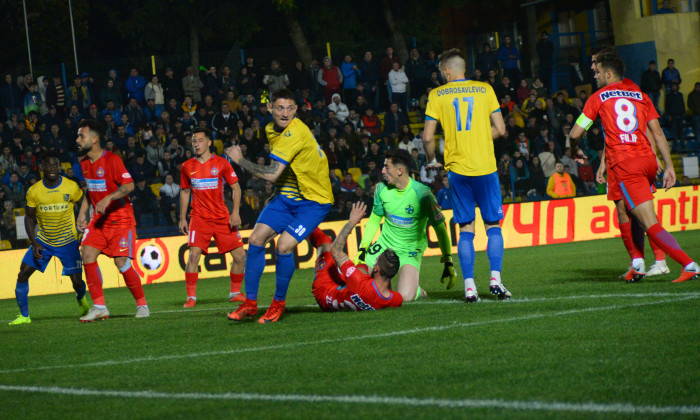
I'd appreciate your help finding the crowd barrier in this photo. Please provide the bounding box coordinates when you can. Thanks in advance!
[1,185,698,300]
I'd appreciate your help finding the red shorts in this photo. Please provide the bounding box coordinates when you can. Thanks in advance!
[312,252,344,311]
[610,155,657,210]
[607,162,657,201]
[82,221,137,259]
[188,216,243,255]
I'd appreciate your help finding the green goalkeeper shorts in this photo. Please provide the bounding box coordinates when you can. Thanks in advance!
[363,237,423,271]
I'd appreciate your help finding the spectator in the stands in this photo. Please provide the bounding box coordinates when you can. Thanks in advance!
[358,51,380,110]
[318,56,343,105]
[131,178,159,226]
[383,102,409,140]
[498,34,521,85]
[476,43,498,75]
[661,59,681,94]
[688,82,700,139]
[340,54,360,104]
[656,0,674,13]
[388,62,409,113]
[546,162,575,198]
[182,66,203,103]
[405,48,429,106]
[159,173,180,225]
[641,61,662,112]
[130,154,156,182]
[665,82,685,141]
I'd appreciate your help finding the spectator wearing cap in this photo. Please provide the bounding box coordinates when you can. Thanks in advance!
[317,56,343,105]
[126,68,146,104]
[68,75,90,114]
[162,67,183,103]
[263,60,290,95]
[100,79,123,109]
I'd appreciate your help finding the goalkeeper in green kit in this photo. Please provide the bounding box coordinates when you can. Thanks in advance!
[357,149,457,301]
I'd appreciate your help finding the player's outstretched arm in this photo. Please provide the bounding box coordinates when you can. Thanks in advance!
[24,206,43,260]
[230,182,241,228]
[225,145,287,183]
[647,118,676,190]
[331,202,367,267]
[423,119,439,166]
[179,188,191,235]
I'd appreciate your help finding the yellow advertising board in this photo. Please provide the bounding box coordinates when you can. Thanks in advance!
[1,185,698,300]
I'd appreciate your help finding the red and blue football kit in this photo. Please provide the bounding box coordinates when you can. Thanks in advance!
[582,78,659,209]
[312,252,403,311]
[180,155,243,254]
[81,150,137,258]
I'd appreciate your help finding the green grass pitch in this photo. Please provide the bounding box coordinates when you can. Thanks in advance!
[1,231,699,419]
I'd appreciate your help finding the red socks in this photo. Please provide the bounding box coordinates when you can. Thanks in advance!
[84,262,105,306]
[185,272,198,298]
[230,272,244,294]
[308,228,332,248]
[646,223,692,267]
[650,236,666,261]
[122,266,147,306]
[619,222,643,260]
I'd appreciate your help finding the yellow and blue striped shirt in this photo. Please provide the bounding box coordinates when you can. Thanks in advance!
[266,118,333,204]
[25,176,82,247]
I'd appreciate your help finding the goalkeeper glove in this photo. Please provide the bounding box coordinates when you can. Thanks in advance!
[440,255,457,289]
[354,247,367,264]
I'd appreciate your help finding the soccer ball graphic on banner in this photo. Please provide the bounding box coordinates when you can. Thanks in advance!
[140,245,163,271]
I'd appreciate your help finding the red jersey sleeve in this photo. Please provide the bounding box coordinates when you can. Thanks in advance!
[222,158,238,185]
[180,160,191,189]
[582,94,601,122]
[340,260,369,289]
[110,154,133,185]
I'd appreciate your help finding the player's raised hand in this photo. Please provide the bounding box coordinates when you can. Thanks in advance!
[595,164,606,184]
[225,145,243,163]
[95,197,111,214]
[440,255,457,289]
[662,167,676,191]
[179,218,189,235]
[348,201,366,225]
[229,211,241,229]
[32,243,44,260]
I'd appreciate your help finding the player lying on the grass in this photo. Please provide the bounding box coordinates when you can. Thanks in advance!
[9,152,90,325]
[589,46,669,280]
[76,120,150,321]
[356,148,456,302]
[570,53,698,283]
[309,202,403,311]
[225,88,334,323]
[179,127,246,308]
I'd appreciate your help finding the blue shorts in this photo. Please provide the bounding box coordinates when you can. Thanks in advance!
[257,194,331,242]
[22,239,82,276]
[448,171,503,224]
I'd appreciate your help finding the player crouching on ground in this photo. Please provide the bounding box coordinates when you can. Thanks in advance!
[310,202,403,311]
[9,152,89,325]
[179,127,246,307]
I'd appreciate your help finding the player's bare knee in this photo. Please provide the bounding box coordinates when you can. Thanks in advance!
[113,256,128,269]
[230,247,246,264]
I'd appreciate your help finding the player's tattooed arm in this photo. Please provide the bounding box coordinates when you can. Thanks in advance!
[331,202,367,267]
[237,158,287,182]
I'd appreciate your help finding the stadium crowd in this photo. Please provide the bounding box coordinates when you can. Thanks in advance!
[0,43,699,246]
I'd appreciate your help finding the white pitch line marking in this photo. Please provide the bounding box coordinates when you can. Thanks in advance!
[0,295,696,375]
[0,384,698,416]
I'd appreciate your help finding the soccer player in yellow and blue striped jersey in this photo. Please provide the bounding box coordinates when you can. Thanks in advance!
[225,88,333,323]
[423,48,511,303]
[9,152,89,325]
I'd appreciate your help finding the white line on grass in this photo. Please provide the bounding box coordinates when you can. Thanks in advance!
[0,295,696,375]
[0,384,698,416]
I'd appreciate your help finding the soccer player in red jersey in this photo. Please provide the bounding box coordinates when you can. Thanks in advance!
[76,120,150,322]
[179,128,246,307]
[590,47,669,279]
[571,54,698,283]
[308,202,402,311]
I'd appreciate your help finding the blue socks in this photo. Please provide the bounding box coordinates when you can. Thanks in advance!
[244,244,266,301]
[15,282,29,317]
[74,280,86,300]
[273,252,295,301]
[486,227,504,272]
[458,231,476,279]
